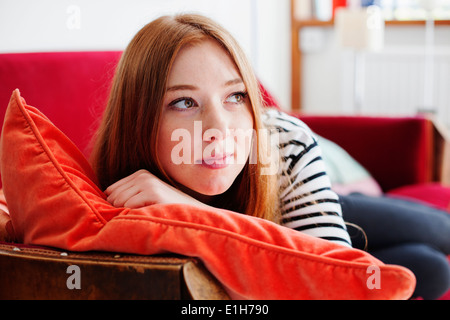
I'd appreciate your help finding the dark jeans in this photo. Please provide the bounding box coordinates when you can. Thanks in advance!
[339,193,450,300]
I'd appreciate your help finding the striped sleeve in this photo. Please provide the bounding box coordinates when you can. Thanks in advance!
[262,109,352,247]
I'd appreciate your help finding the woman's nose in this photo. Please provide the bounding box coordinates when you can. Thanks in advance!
[202,101,230,142]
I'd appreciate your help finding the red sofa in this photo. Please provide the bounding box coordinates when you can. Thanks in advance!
[299,115,450,204]
[0,51,449,299]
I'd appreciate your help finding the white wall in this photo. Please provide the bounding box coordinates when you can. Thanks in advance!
[0,0,291,109]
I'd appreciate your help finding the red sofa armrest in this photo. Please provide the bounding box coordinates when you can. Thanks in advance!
[296,114,436,192]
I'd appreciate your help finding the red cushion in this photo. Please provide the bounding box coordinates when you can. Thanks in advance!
[387,183,450,212]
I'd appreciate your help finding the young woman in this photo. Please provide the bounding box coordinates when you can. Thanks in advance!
[90,13,450,299]
[90,14,352,248]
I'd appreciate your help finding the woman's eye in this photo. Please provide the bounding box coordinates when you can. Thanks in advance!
[170,98,196,110]
[226,92,248,104]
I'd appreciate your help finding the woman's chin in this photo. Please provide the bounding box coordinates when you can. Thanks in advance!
[176,181,232,204]
[195,184,231,198]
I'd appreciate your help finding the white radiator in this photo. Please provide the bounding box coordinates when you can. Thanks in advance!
[342,47,450,127]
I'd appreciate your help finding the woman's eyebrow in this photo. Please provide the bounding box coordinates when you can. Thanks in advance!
[225,78,243,87]
[166,78,243,92]
[166,84,198,92]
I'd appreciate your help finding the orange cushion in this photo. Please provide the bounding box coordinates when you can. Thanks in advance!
[0,189,14,242]
[0,89,416,299]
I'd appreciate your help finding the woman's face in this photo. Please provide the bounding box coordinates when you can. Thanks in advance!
[157,39,254,202]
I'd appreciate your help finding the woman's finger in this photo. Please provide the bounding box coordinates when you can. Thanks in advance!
[108,184,141,207]
[104,169,149,196]
[123,191,156,209]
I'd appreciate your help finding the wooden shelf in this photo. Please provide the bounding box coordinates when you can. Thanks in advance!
[294,19,334,27]
[385,19,450,26]
[295,18,450,27]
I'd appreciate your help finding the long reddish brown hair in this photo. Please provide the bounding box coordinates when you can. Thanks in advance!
[90,14,280,223]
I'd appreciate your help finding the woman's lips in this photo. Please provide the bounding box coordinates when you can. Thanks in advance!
[201,154,233,169]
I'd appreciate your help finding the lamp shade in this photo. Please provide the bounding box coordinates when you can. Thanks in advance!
[335,6,385,51]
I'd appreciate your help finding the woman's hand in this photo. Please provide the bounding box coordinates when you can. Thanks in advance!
[104,169,207,209]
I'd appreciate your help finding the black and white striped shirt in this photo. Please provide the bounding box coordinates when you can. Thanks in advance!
[263,109,352,248]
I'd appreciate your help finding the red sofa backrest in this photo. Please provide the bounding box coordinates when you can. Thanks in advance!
[299,114,435,192]
[0,51,436,192]
[0,51,122,157]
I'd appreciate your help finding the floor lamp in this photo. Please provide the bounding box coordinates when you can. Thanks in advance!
[335,5,385,113]
[421,0,437,114]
